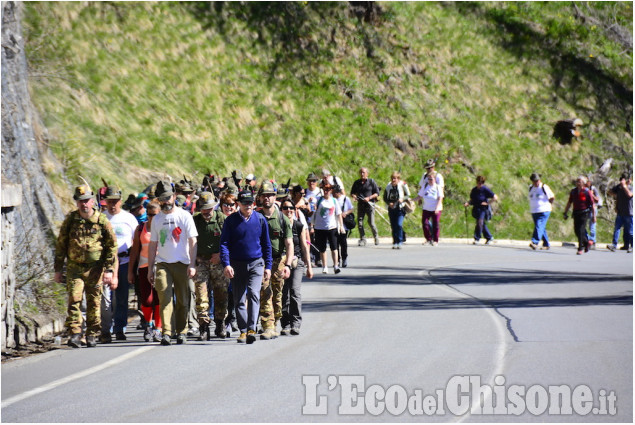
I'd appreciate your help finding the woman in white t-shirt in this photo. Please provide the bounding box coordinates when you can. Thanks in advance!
[414,173,444,246]
[313,181,344,274]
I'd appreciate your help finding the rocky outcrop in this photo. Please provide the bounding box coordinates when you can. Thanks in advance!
[2,1,66,350]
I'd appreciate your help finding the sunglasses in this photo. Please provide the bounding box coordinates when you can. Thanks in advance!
[222,203,236,208]
[282,206,296,211]
[147,213,157,217]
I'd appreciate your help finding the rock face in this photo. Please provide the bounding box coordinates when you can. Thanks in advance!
[1,1,66,350]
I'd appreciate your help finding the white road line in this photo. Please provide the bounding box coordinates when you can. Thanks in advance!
[1,346,154,408]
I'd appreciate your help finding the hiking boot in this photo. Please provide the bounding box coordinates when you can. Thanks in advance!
[529,242,537,250]
[260,328,277,340]
[290,328,300,336]
[584,243,590,253]
[152,329,162,342]
[86,335,97,348]
[143,325,152,342]
[607,244,616,252]
[214,320,227,339]
[280,328,290,336]
[68,334,82,348]
[246,330,257,344]
[100,332,112,344]
[374,237,380,245]
[620,245,628,250]
[115,331,126,341]
[237,332,247,343]
[160,334,171,346]
[198,323,209,341]
[177,334,187,345]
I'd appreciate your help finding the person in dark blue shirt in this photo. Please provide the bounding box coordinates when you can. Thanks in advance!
[221,190,272,344]
[464,175,498,245]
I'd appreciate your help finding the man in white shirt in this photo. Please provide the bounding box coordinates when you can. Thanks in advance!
[528,173,555,250]
[103,185,140,342]
[148,180,198,345]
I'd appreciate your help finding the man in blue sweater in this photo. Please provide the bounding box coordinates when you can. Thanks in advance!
[221,190,272,344]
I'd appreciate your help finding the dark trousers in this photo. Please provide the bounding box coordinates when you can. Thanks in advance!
[573,209,590,250]
[113,262,130,333]
[231,258,264,332]
[473,208,492,241]
[337,230,349,262]
[281,260,304,330]
[357,202,378,239]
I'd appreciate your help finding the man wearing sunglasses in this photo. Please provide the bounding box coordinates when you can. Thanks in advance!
[256,182,294,340]
[220,190,272,344]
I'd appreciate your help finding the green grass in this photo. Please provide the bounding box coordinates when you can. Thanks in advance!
[23,1,632,242]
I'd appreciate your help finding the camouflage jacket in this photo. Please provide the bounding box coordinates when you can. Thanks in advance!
[54,209,118,272]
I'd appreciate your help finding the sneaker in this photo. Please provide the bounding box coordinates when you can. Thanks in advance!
[342,258,348,268]
[334,266,341,274]
[607,244,616,252]
[86,335,97,348]
[290,328,300,336]
[473,240,479,245]
[529,242,537,250]
[160,334,171,346]
[280,328,290,336]
[374,237,380,245]
[246,330,257,344]
[577,249,583,255]
[620,245,628,250]
[588,241,596,250]
[584,243,590,253]
[143,326,152,342]
[358,239,366,246]
[260,328,277,340]
[68,334,82,348]
[628,247,633,253]
[322,267,329,274]
[485,239,493,245]
[176,334,187,345]
[100,332,112,344]
[187,328,199,338]
[541,245,550,250]
[152,329,162,342]
[115,331,126,341]
[431,242,438,247]
[392,244,397,249]
[237,332,247,343]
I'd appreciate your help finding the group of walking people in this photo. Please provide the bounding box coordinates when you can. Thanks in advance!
[54,161,632,347]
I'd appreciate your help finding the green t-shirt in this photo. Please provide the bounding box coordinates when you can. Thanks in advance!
[262,208,292,258]
[193,209,225,257]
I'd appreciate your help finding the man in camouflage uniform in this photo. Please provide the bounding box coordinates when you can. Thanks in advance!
[54,183,118,348]
[193,191,230,340]
[257,182,293,340]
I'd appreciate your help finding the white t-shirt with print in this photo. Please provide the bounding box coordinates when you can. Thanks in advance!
[418,183,444,212]
[529,184,555,213]
[150,207,198,265]
[313,196,342,231]
[105,210,139,265]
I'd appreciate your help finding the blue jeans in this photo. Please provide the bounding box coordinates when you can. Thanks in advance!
[612,215,633,248]
[388,207,406,244]
[531,211,551,247]
[473,208,492,241]
[113,262,130,333]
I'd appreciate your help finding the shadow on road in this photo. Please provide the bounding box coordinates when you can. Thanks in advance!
[304,295,633,312]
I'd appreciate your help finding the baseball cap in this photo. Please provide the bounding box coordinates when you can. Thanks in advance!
[238,190,254,204]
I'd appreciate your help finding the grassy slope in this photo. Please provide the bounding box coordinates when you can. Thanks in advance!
[23,1,632,242]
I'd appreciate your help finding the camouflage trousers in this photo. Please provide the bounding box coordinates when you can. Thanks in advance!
[65,261,103,337]
[194,259,230,324]
[260,256,286,330]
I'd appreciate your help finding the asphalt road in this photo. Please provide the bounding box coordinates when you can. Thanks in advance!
[2,241,632,422]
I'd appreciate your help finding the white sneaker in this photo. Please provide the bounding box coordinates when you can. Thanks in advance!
[322,267,329,274]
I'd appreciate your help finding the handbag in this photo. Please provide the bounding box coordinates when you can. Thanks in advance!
[403,199,415,214]
[343,212,356,230]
